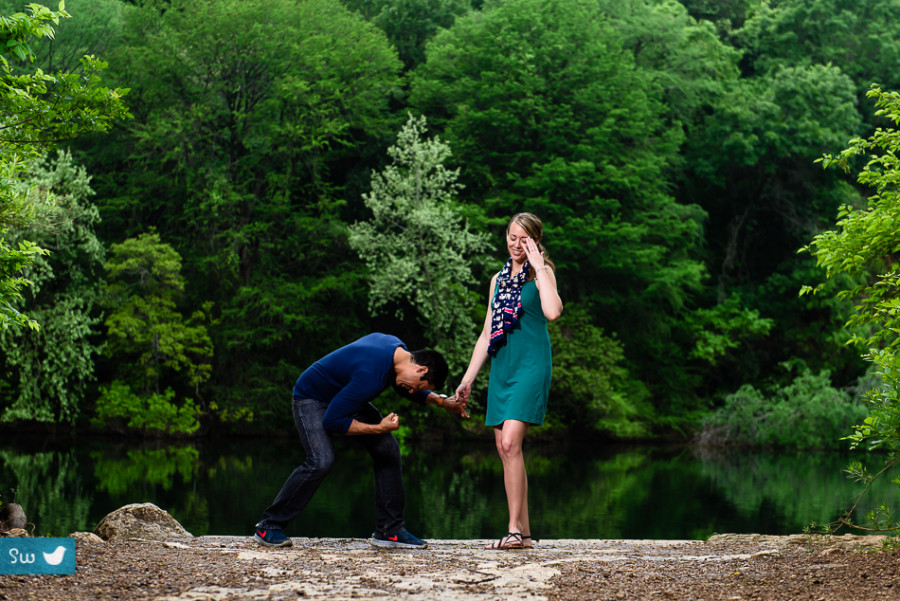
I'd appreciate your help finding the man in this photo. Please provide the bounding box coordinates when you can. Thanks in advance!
[253,332,469,549]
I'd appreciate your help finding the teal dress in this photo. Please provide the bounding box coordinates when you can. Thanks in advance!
[486,279,552,427]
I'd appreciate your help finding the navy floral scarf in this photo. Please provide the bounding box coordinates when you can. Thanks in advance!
[487,258,530,356]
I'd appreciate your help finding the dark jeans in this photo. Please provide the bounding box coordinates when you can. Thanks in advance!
[257,397,405,535]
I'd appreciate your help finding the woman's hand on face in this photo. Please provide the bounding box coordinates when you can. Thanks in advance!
[523,237,544,269]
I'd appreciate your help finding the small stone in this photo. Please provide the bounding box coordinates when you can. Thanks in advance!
[0,503,26,532]
[70,532,105,545]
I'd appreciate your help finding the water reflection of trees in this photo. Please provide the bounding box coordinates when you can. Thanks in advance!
[4,439,897,539]
[690,447,900,532]
[91,446,199,495]
[404,442,657,540]
[0,449,91,536]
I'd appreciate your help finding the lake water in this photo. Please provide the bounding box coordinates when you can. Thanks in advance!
[1,434,897,540]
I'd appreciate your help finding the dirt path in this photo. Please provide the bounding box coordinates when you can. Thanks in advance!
[1,534,898,600]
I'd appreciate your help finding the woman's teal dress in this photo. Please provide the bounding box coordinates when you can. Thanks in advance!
[486,279,552,427]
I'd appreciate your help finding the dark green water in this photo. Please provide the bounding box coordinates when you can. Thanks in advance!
[1,435,896,540]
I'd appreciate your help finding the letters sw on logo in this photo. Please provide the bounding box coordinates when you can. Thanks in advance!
[0,538,76,574]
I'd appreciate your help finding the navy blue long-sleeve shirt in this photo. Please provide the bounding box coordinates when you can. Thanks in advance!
[292,333,429,433]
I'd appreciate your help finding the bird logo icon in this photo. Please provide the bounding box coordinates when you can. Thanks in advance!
[42,546,67,566]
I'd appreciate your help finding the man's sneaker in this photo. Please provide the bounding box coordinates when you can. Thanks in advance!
[254,527,292,547]
[370,528,427,549]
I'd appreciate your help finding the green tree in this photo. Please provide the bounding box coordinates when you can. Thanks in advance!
[605,0,741,141]
[341,0,471,69]
[348,114,488,371]
[803,87,900,530]
[687,65,860,293]
[691,0,900,396]
[103,232,213,399]
[373,0,470,69]
[0,151,105,424]
[105,0,400,213]
[91,381,202,436]
[0,2,128,330]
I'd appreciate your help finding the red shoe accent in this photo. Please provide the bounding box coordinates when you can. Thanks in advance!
[388,535,398,541]
[258,529,267,538]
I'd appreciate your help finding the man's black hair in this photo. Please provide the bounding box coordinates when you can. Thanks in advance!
[409,349,448,390]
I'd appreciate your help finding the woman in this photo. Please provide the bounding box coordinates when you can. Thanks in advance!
[456,212,563,550]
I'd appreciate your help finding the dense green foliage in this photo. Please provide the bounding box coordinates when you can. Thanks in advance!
[410,0,714,415]
[92,0,405,423]
[1,0,897,441]
[0,151,105,423]
[546,305,652,439]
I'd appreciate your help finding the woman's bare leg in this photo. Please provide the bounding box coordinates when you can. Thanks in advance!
[494,420,530,536]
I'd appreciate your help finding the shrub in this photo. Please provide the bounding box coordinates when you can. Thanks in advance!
[91,380,201,436]
[699,370,868,449]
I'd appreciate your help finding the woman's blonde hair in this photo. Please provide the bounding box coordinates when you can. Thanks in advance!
[507,212,555,279]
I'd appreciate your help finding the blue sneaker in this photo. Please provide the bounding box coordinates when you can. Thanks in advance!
[370,528,427,549]
[254,527,292,547]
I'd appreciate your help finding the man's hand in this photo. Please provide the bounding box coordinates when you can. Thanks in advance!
[380,412,400,432]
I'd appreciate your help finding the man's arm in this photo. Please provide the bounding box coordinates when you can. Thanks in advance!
[345,412,399,435]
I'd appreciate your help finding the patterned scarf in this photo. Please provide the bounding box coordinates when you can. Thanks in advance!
[487,258,530,356]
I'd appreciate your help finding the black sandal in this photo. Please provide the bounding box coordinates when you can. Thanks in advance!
[485,532,524,550]
[523,534,537,548]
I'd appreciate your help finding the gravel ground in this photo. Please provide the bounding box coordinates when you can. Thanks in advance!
[1,534,898,600]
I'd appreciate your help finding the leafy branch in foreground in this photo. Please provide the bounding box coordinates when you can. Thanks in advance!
[834,458,900,533]
[804,85,900,533]
[0,2,129,331]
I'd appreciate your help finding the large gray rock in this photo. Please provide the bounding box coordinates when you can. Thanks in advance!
[0,502,26,533]
[94,503,193,542]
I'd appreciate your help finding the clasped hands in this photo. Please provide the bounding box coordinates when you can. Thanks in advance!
[441,393,470,419]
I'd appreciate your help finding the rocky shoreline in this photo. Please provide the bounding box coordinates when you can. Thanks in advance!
[2,503,899,600]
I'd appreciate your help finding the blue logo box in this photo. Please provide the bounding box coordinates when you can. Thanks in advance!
[0,538,76,575]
